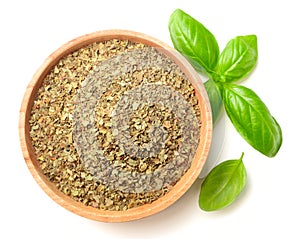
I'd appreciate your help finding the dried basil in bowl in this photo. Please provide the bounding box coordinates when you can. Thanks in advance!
[19,30,212,222]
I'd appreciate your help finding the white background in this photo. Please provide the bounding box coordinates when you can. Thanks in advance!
[1,0,299,238]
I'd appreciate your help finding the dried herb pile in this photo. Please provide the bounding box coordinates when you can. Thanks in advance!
[29,39,202,210]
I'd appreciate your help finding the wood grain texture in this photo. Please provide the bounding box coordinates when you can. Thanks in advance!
[18,30,212,222]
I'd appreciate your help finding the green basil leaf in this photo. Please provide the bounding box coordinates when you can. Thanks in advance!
[222,84,282,157]
[199,153,247,211]
[216,35,258,83]
[168,9,219,76]
[204,79,223,124]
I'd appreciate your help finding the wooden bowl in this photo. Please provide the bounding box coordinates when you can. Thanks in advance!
[19,30,212,222]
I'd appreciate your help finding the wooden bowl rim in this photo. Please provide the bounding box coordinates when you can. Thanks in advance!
[19,29,212,222]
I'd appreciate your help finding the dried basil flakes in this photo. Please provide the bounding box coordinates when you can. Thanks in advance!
[29,39,202,211]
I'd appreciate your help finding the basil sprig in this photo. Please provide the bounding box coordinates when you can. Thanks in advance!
[168,9,283,211]
[199,153,247,211]
[169,9,282,157]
